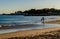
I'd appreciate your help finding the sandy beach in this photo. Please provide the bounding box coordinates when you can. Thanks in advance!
[0,27,60,39]
[0,20,60,39]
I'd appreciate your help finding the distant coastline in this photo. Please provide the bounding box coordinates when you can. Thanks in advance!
[1,8,60,16]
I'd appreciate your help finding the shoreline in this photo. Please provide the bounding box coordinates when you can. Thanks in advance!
[45,20,60,24]
[0,27,60,39]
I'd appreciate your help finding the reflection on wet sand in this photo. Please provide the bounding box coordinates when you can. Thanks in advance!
[0,27,60,39]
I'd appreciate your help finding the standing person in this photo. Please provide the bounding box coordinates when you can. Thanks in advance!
[41,17,45,26]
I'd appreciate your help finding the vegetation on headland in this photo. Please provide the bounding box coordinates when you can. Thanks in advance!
[2,8,60,16]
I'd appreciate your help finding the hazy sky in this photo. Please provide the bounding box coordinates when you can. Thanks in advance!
[0,0,60,14]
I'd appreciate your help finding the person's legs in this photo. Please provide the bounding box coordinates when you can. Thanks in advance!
[42,20,45,28]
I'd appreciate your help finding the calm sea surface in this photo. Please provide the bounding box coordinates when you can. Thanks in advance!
[0,15,60,34]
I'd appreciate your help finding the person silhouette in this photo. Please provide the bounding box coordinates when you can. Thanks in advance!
[41,17,45,26]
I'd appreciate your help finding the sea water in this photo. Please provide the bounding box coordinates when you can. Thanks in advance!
[0,15,60,34]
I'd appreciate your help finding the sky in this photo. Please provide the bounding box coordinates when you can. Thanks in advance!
[0,0,60,14]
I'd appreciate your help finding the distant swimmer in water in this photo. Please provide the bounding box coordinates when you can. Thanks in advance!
[41,17,45,26]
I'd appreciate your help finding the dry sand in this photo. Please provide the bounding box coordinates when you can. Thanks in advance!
[0,27,60,39]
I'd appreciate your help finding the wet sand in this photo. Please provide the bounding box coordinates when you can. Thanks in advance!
[45,20,60,24]
[0,27,60,39]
